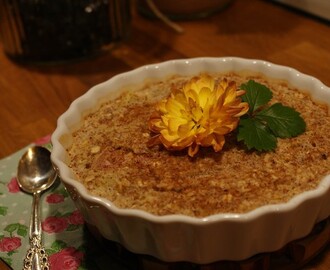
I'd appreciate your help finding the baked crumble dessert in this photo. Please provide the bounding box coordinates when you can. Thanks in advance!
[67,72,330,217]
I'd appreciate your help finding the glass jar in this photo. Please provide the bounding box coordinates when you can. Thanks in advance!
[0,0,131,63]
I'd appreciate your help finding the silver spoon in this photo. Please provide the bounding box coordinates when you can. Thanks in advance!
[17,146,57,270]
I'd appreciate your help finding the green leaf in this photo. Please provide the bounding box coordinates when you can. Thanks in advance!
[237,80,306,152]
[51,240,68,252]
[256,103,306,138]
[238,118,277,151]
[7,250,17,256]
[57,187,69,197]
[46,248,57,256]
[4,224,19,234]
[240,80,273,114]
[17,224,28,237]
[0,206,8,216]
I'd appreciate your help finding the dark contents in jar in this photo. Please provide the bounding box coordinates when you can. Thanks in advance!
[0,0,131,62]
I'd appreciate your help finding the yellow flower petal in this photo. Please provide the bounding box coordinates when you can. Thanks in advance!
[213,125,232,135]
[168,117,187,133]
[166,98,185,116]
[188,143,199,157]
[198,86,212,108]
[185,89,199,103]
[160,129,180,145]
[157,100,167,114]
[178,121,195,138]
[223,81,238,106]
[212,134,226,152]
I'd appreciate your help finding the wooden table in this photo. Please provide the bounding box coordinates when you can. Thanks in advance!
[0,0,329,268]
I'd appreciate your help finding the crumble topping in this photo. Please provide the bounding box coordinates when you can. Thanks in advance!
[67,72,330,217]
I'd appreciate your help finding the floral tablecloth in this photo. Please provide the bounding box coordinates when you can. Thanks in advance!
[0,136,134,270]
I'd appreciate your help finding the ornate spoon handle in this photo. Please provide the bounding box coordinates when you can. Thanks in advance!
[23,236,49,270]
[23,192,49,270]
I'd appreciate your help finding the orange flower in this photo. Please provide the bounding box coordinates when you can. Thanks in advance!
[148,75,249,157]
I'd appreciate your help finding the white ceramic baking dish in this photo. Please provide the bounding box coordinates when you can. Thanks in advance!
[51,57,330,264]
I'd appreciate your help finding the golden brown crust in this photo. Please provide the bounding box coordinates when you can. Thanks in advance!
[67,72,330,217]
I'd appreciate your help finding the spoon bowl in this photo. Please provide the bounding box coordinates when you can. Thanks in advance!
[17,146,57,270]
[17,146,57,194]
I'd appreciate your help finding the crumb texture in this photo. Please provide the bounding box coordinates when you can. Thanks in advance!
[67,72,330,217]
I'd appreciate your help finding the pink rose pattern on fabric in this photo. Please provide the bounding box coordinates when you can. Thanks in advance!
[7,177,20,193]
[42,210,85,233]
[42,216,69,233]
[38,211,86,269]
[46,193,65,204]
[34,134,51,145]
[68,210,84,225]
[0,237,21,252]
[49,247,84,270]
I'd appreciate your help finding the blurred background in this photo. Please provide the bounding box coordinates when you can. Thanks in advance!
[1,0,329,63]
[0,0,131,62]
